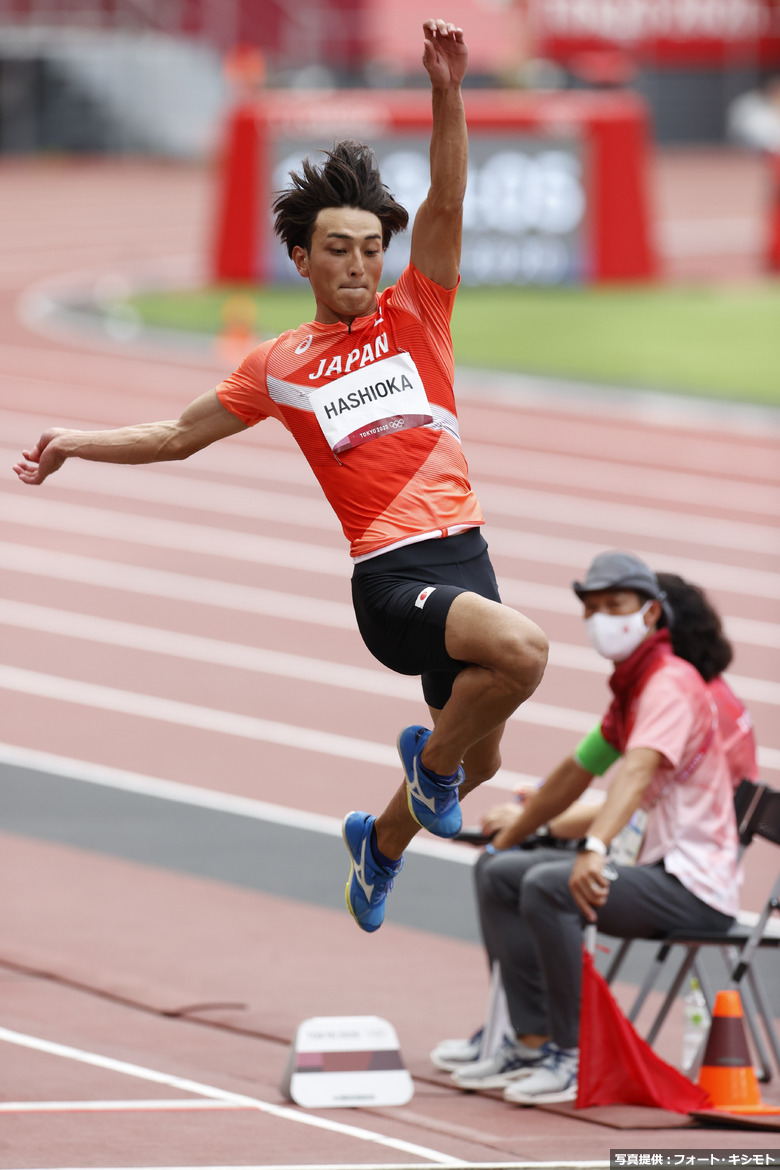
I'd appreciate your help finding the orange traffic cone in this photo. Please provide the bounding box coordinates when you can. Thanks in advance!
[697,990,780,1115]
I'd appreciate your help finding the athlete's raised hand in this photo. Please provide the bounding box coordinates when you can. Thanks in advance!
[422,19,468,89]
[13,429,72,485]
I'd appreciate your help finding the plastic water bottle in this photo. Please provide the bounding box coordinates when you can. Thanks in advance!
[681,977,709,1073]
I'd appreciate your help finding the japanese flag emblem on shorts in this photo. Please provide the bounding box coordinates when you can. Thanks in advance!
[415,586,436,609]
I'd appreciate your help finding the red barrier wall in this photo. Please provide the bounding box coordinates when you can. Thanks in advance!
[212,89,658,286]
[769,154,780,272]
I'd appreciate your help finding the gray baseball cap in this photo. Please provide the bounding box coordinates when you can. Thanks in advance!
[573,550,673,623]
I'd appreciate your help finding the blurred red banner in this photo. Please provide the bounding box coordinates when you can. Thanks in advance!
[533,0,780,67]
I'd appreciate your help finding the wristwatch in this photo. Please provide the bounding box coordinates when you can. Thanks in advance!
[578,835,608,856]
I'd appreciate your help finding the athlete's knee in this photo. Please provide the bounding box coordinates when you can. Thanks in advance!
[524,624,549,686]
[498,613,548,693]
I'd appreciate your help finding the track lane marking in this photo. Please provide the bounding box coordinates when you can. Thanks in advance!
[4,414,780,515]
[3,495,780,600]
[0,1099,249,1112]
[0,741,525,861]
[0,1027,462,1165]
[4,449,779,555]
[2,542,778,650]
[1,668,777,774]
[1,597,778,707]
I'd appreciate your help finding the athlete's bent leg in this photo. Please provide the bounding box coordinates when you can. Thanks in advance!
[373,595,546,859]
[421,593,547,778]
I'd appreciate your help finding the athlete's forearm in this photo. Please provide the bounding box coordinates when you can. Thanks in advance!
[428,85,468,213]
[57,422,192,464]
[14,390,247,486]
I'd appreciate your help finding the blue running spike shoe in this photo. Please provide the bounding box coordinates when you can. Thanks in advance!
[342,811,403,933]
[398,724,464,839]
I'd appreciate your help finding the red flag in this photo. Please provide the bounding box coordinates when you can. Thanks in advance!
[577,947,712,1112]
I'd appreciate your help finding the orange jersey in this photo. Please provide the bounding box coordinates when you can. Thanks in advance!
[216,263,484,558]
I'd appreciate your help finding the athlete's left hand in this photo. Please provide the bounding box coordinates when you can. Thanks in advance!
[422,19,468,88]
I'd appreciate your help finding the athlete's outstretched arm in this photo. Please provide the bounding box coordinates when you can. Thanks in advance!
[409,18,468,289]
[13,389,247,486]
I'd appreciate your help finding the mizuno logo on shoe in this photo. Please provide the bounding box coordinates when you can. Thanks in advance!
[407,758,438,815]
[353,836,375,902]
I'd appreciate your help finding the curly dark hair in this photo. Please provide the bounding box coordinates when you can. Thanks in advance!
[656,572,733,682]
[272,140,409,258]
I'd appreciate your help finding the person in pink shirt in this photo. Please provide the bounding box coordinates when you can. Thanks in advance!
[440,550,740,1106]
[656,572,758,790]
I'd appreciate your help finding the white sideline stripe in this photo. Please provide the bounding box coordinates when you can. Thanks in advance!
[0,1027,461,1166]
[0,598,417,699]
[2,597,779,708]
[1,663,778,777]
[4,494,780,600]
[0,542,359,630]
[0,1165,608,1170]
[484,526,780,601]
[4,444,779,556]
[4,409,779,516]
[478,481,778,555]
[4,494,348,576]
[0,661,596,753]
[548,637,780,707]
[0,1099,248,1113]
[6,379,780,503]
[0,741,519,862]
[2,541,779,651]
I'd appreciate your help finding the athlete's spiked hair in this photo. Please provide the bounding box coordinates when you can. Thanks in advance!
[273,140,409,257]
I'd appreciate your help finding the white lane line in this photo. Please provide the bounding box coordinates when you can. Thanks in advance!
[0,661,596,751]
[485,526,780,601]
[1,665,778,775]
[0,1165,609,1170]
[2,542,779,650]
[4,411,780,516]
[0,542,358,631]
[2,597,778,708]
[0,742,520,860]
[4,494,780,600]
[0,1027,462,1166]
[3,447,779,556]
[478,481,778,555]
[0,1099,249,1113]
[548,637,780,707]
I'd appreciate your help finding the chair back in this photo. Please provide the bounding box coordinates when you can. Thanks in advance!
[752,786,780,848]
[734,780,780,849]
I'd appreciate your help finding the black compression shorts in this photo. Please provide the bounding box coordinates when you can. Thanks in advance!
[351,527,502,709]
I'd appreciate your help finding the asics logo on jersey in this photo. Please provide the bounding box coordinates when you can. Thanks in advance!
[295,334,313,354]
[353,836,375,901]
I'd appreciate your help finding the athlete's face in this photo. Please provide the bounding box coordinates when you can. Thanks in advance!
[293,207,384,325]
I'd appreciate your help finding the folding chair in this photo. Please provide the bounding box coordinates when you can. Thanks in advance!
[604,780,780,1081]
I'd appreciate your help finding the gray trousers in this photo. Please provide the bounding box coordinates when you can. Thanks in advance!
[474,847,734,1050]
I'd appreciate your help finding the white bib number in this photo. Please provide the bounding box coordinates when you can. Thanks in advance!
[309,352,432,455]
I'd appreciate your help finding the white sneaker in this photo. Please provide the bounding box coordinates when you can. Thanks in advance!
[430,1027,484,1071]
[502,1044,578,1104]
[452,1035,545,1091]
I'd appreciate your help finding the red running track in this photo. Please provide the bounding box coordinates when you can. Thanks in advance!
[0,153,779,1168]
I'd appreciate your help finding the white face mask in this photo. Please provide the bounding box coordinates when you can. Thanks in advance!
[586,601,652,662]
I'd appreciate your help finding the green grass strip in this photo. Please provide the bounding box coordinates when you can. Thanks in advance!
[129,282,780,406]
